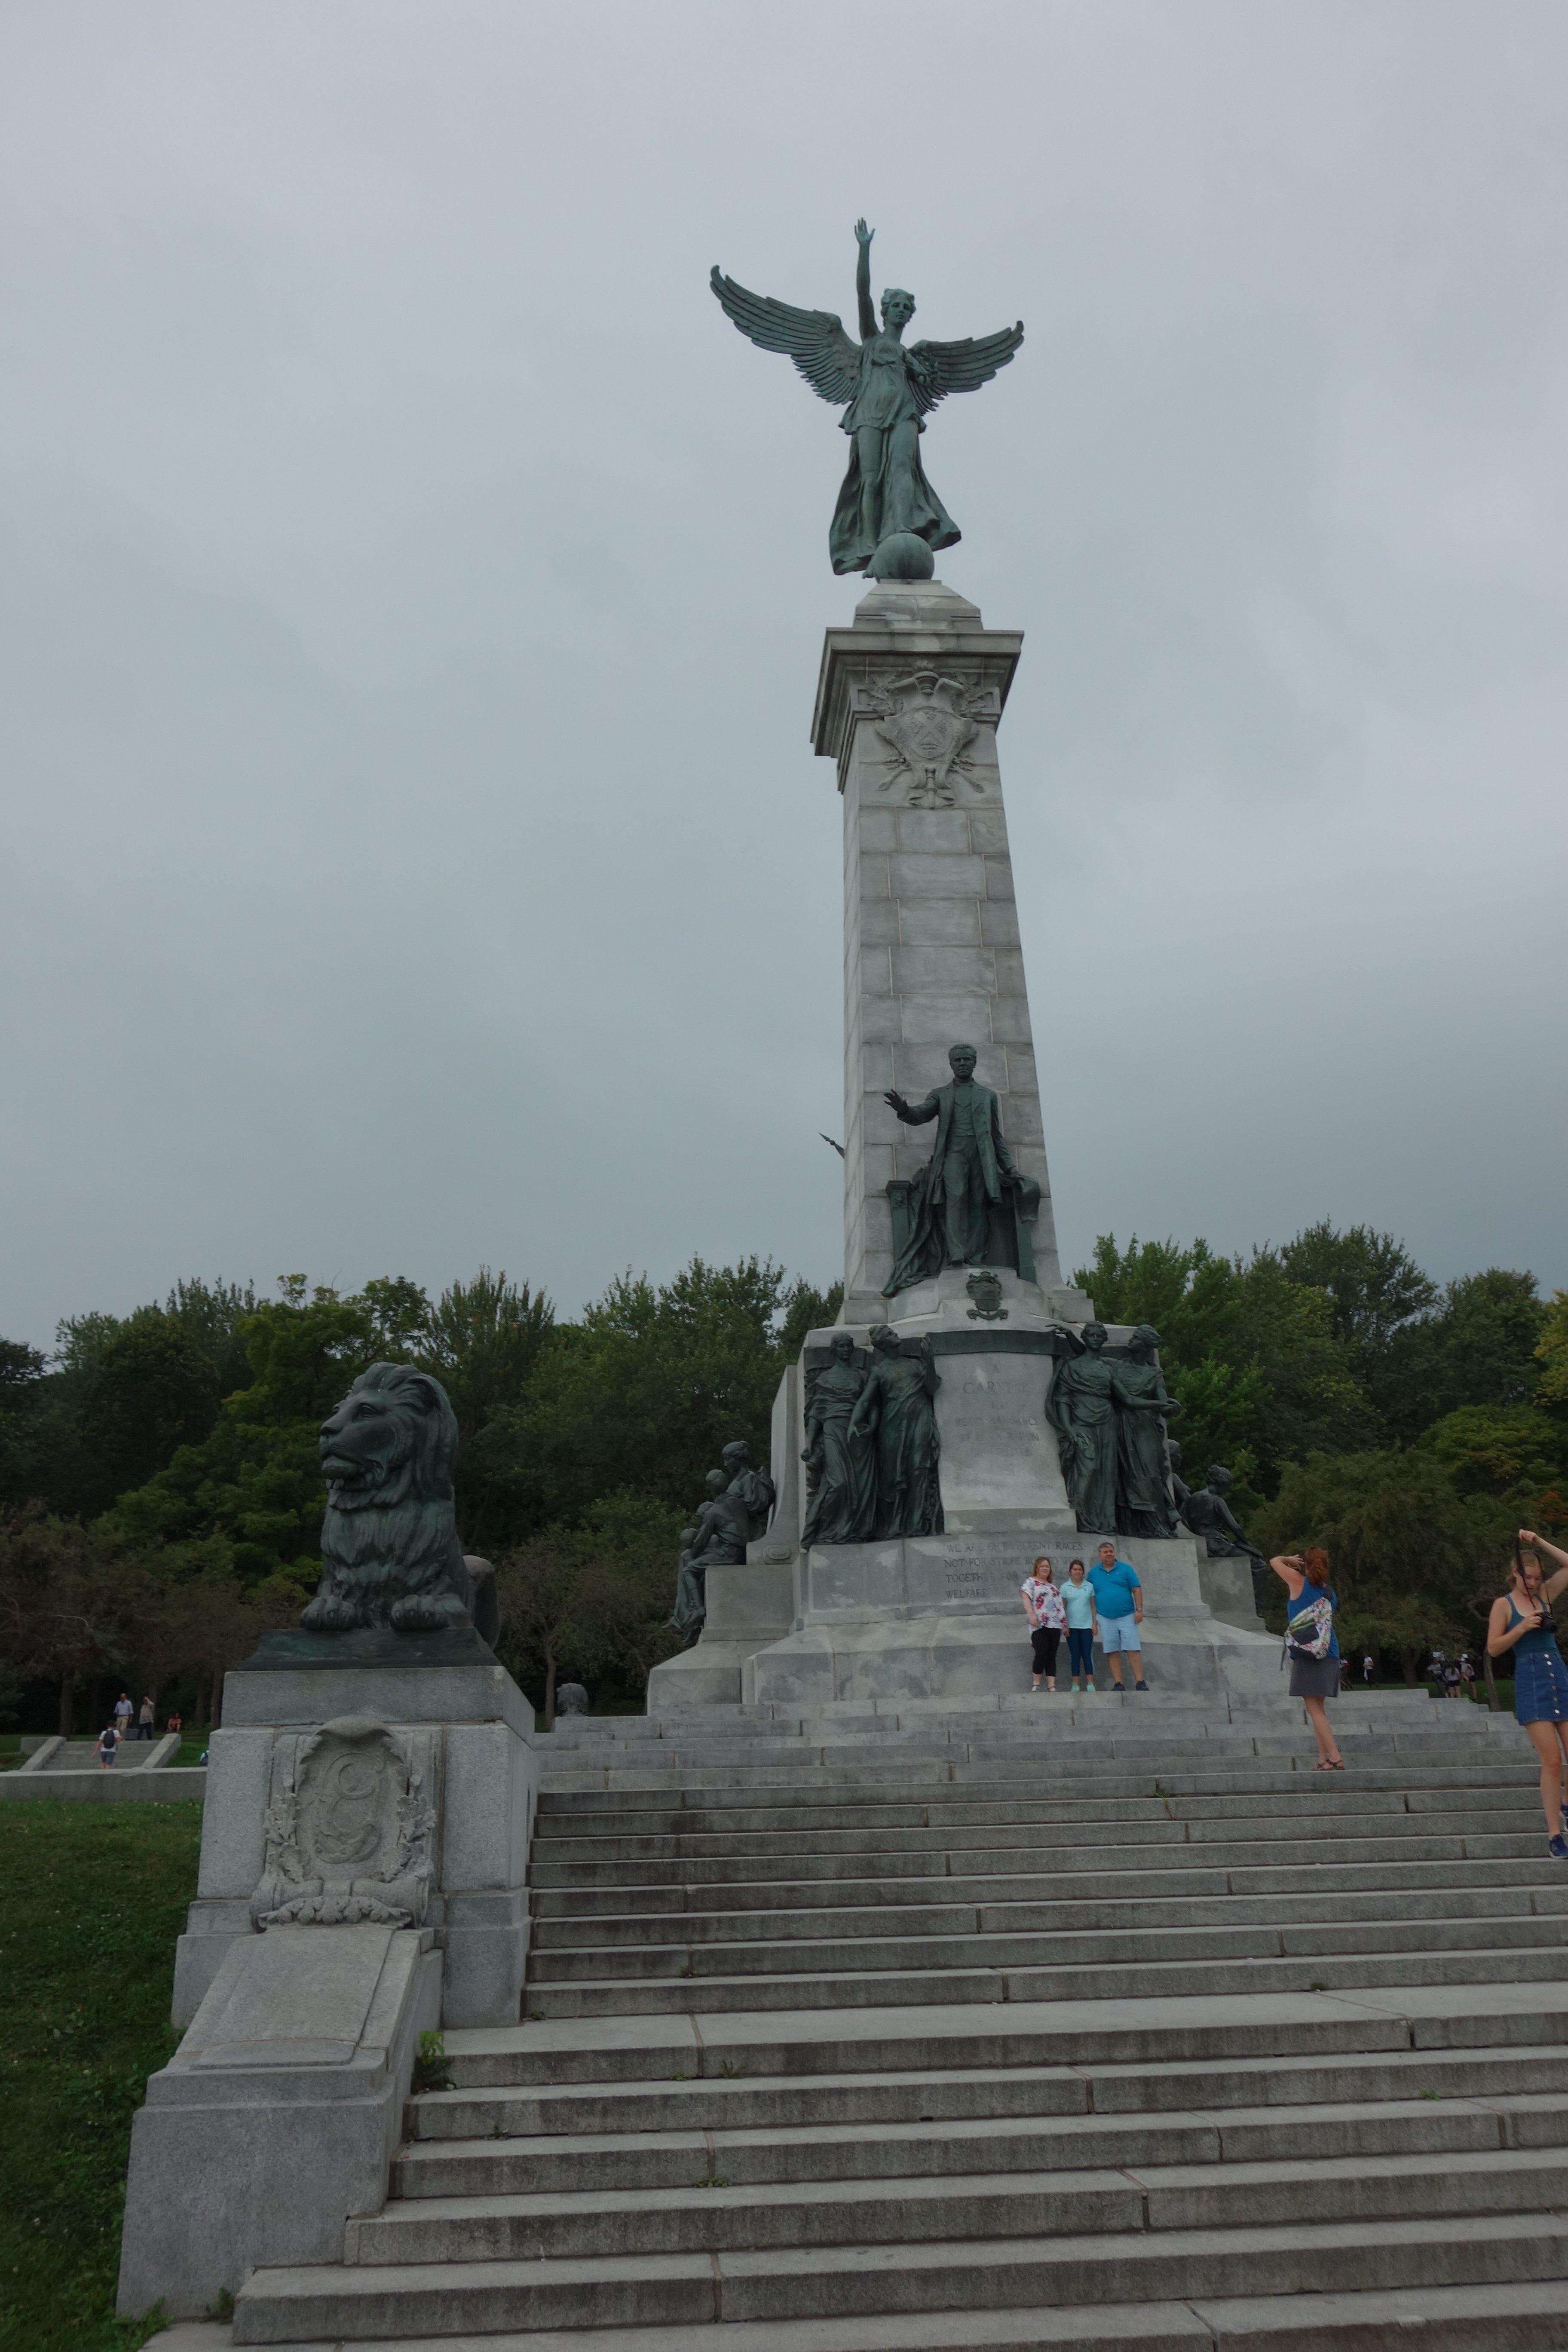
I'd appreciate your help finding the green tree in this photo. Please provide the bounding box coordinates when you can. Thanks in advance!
[493,1495,683,1724]
[162,1277,260,1396]
[73,1308,221,1513]
[1278,1221,1437,1379]
[418,1269,555,1549]
[1418,1403,1568,1501]
[1536,1291,1568,1412]
[1371,1269,1546,1439]
[1073,1234,1373,1493]
[0,1338,48,1510]
[479,1256,823,1532]
[1250,1449,1503,1681]
[105,1282,389,1581]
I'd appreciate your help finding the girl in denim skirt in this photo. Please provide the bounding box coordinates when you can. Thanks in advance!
[1488,1530,1568,1858]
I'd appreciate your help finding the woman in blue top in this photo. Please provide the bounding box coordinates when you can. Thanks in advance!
[1488,1529,1568,1858]
[1269,1547,1343,1770]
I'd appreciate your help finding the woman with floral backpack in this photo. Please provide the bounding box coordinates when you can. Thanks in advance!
[1271,1547,1344,1770]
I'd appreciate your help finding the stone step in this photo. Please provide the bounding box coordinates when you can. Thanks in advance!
[409,2047,1568,2142]
[527,1912,1568,1982]
[533,1849,1565,1899]
[440,1984,1568,2088]
[537,1760,1535,1798]
[542,1737,1508,1772]
[536,1879,1563,1928]
[532,1822,1556,1881]
[534,1761,1536,1806]
[531,1888,1567,1948]
[229,2211,1568,2341]
[351,2144,1568,2264]
[532,1795,1542,1851]
[525,1942,1568,2019]
[393,2089,1568,2199]
[202,2276,1568,2352]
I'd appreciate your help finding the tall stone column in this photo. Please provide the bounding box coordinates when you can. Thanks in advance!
[812,577,1071,1323]
[649,572,1282,1712]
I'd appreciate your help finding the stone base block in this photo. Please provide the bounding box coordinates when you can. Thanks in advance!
[118,1924,439,2320]
[174,1663,538,2031]
[647,1642,751,1708]
[746,1608,1284,1709]
[441,1885,530,2029]
[646,1561,796,1712]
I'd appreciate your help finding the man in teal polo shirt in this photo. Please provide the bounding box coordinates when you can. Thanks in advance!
[1088,1540,1147,1690]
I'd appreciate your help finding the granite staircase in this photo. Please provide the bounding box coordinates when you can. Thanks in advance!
[231,1693,1568,2350]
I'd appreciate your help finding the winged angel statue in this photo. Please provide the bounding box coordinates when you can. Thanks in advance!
[711,220,1023,579]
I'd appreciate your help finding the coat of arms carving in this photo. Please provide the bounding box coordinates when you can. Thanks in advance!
[248,1715,437,1929]
[864,671,990,807]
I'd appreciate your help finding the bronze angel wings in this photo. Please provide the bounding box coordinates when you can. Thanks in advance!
[709,268,1024,417]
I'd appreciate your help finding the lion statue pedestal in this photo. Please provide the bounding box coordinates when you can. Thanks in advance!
[117,1367,542,2321]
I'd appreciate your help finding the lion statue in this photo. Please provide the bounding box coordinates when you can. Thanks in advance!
[300,1363,500,1642]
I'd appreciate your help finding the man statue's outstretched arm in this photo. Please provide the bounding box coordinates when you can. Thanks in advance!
[885,1088,939,1124]
[854,219,876,342]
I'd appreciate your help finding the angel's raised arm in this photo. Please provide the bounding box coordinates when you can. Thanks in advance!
[854,218,876,342]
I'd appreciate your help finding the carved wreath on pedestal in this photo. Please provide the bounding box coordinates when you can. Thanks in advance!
[864,671,991,807]
[248,1715,437,1929]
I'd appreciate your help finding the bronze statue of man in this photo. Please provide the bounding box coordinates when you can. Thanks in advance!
[883,1044,1028,1296]
[711,221,1023,577]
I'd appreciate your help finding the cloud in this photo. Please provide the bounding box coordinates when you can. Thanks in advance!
[1,0,1565,1346]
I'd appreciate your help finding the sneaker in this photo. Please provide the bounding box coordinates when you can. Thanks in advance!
[1134,1680,1148,1691]
[1083,1681,1095,1694]
[1550,1834,1568,1861]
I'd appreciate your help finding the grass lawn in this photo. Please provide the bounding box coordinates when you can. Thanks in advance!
[0,1801,202,2351]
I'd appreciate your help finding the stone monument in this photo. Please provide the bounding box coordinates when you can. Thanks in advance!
[118,1364,540,2318]
[652,235,1280,1705]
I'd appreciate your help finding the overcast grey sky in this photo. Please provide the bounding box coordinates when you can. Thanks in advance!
[3,0,1566,1349]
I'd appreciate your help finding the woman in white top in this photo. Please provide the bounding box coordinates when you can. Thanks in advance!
[1020,1556,1068,1692]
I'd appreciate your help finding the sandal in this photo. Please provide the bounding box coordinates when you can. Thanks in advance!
[1313,1758,1345,1771]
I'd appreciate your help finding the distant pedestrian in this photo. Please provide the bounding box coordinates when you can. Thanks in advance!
[1338,1654,1352,1694]
[1088,1541,1146,1690]
[165,1711,183,1738]
[113,1691,133,1739]
[1271,1547,1344,1770]
[1020,1557,1066,1693]
[1362,1654,1375,1686]
[97,1724,119,1770]
[1442,1659,1462,1700]
[1459,1654,1476,1699]
[1062,1559,1097,1693]
[1488,1530,1568,1858]
[136,1695,156,1740]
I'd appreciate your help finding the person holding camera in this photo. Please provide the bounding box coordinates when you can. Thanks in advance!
[1488,1530,1568,1857]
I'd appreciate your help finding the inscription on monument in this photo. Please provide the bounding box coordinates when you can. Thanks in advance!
[807,1531,1075,1618]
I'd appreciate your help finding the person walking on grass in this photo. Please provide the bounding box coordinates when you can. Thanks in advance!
[97,1722,119,1770]
[1271,1547,1344,1769]
[1063,1558,1097,1692]
[1088,1540,1146,1691]
[1488,1530,1568,1859]
[1020,1556,1067,1692]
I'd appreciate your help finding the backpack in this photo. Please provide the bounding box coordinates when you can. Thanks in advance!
[1286,1590,1335,1661]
